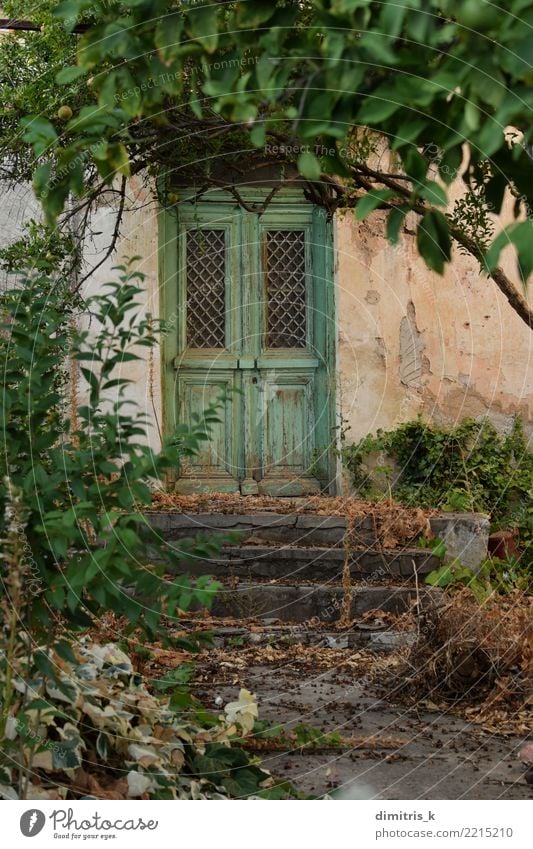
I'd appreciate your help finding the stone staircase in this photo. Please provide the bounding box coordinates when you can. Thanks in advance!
[145,511,443,625]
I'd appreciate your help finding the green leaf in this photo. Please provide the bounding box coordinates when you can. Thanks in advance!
[418,181,449,207]
[250,123,266,148]
[53,0,90,32]
[355,189,394,221]
[425,565,456,588]
[80,367,99,396]
[417,210,451,274]
[55,640,78,664]
[96,732,110,760]
[486,221,533,283]
[236,0,276,27]
[32,163,53,197]
[21,117,58,157]
[357,96,401,123]
[379,0,409,38]
[186,5,219,53]
[297,151,321,181]
[56,66,87,84]
[155,12,184,65]
[386,206,408,245]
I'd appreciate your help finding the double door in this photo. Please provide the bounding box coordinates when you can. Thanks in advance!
[163,196,335,495]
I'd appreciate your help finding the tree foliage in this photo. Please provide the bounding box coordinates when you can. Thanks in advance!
[3,1,533,324]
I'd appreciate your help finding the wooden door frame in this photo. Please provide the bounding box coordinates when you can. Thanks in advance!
[159,187,338,493]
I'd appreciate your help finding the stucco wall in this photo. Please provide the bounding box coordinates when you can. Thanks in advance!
[84,175,532,468]
[77,178,163,450]
[335,209,532,448]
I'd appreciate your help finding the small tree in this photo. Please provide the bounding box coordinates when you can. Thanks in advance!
[0,262,223,643]
[0,263,303,799]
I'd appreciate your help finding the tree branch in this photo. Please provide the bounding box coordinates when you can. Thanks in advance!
[72,176,127,294]
[346,163,533,330]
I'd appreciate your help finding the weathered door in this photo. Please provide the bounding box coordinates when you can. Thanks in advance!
[162,192,335,495]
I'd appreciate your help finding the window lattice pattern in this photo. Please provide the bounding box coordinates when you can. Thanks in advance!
[266,230,306,348]
[186,229,226,348]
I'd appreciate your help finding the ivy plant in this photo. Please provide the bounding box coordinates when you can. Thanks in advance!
[343,417,533,566]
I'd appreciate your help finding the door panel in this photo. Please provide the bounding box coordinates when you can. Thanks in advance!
[258,371,320,496]
[176,371,240,493]
[164,195,335,495]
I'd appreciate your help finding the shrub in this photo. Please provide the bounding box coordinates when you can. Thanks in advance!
[0,640,295,800]
[342,417,533,566]
[0,264,223,642]
[0,263,258,799]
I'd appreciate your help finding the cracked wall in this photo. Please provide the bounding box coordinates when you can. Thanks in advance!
[335,208,533,454]
[84,178,533,468]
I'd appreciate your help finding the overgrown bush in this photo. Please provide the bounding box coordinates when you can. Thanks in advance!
[426,556,532,601]
[342,417,533,566]
[0,264,223,642]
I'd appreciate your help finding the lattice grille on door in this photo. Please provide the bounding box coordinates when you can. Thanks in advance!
[265,230,306,348]
[186,229,226,348]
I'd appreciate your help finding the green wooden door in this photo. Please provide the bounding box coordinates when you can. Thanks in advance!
[161,192,335,496]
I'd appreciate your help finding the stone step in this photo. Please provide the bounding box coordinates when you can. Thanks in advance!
[145,511,374,547]
[205,623,415,652]
[161,544,439,581]
[208,583,440,623]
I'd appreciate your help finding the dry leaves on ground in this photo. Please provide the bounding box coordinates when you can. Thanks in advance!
[390,589,533,736]
[150,491,433,549]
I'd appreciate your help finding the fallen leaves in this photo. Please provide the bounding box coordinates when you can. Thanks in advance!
[149,491,433,549]
[388,589,533,736]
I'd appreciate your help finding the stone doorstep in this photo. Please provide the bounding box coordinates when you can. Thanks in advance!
[428,512,490,572]
[208,584,440,623]
[145,511,371,546]
[157,544,440,579]
[146,512,351,529]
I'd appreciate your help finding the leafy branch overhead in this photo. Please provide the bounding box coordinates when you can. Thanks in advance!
[4,0,533,324]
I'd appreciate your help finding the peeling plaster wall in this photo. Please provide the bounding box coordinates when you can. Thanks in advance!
[87,178,533,463]
[335,210,533,451]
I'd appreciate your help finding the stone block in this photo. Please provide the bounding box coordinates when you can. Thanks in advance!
[429,512,490,571]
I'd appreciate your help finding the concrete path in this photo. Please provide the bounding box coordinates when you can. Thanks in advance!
[195,661,531,800]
